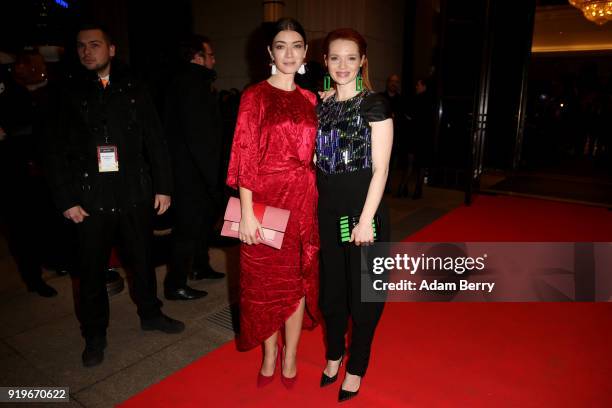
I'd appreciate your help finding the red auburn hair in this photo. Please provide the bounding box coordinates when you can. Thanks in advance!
[323,28,373,91]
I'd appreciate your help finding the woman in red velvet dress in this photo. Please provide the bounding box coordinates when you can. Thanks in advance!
[226,18,319,388]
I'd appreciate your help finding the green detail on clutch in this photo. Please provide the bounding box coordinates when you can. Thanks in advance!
[338,215,381,243]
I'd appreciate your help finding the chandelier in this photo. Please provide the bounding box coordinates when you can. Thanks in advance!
[568,1,612,25]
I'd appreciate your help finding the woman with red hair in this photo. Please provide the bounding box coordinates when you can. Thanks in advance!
[315,28,393,402]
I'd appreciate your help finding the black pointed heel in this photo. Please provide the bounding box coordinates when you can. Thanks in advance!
[320,371,338,387]
[320,355,343,388]
[338,388,359,402]
[338,371,361,402]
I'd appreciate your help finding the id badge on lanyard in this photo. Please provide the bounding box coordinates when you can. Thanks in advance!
[97,145,119,172]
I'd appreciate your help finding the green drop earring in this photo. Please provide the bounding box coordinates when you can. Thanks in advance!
[323,74,332,91]
[356,69,363,92]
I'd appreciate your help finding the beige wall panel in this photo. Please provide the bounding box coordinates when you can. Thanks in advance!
[192,0,404,91]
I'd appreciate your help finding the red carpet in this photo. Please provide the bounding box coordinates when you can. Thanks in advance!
[405,194,612,242]
[120,195,612,407]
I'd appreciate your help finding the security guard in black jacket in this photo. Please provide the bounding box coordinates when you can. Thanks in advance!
[45,25,184,367]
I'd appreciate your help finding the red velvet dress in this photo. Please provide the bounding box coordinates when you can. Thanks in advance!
[226,80,320,351]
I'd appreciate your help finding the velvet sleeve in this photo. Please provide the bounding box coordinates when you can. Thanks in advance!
[361,92,392,122]
[226,87,262,192]
[298,87,317,107]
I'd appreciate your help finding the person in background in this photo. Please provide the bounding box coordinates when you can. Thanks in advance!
[45,24,184,368]
[382,73,407,194]
[218,88,241,190]
[163,35,224,302]
[0,52,59,297]
[409,78,434,199]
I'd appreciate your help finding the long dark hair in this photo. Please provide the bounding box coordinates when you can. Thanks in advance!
[323,28,372,91]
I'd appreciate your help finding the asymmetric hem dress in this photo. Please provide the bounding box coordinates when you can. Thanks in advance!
[226,80,320,351]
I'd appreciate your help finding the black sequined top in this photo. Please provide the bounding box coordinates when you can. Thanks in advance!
[316,91,392,174]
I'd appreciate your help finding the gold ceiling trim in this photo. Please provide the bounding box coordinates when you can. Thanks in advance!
[532,43,612,52]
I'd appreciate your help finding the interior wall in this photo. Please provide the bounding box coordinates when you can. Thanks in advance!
[412,0,435,85]
[192,0,405,91]
[192,0,263,90]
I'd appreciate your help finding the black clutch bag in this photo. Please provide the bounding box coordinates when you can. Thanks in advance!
[338,214,381,244]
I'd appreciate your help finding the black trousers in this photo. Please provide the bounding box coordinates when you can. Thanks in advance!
[3,174,54,289]
[75,206,162,339]
[6,222,44,289]
[317,168,389,377]
[164,188,215,290]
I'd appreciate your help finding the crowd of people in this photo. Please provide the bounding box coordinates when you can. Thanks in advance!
[0,17,436,402]
[0,24,241,368]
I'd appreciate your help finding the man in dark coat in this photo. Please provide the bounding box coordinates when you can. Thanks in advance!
[381,74,407,193]
[408,78,435,199]
[0,62,58,297]
[163,35,224,301]
[45,24,184,367]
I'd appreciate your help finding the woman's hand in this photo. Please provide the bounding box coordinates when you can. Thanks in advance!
[239,211,264,245]
[351,220,374,246]
[318,88,336,101]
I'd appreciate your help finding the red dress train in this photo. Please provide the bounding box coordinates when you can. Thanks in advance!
[226,80,320,350]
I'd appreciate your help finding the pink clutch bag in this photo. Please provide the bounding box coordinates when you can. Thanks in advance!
[220,197,290,249]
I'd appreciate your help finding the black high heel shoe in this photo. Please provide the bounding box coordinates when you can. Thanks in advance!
[338,373,361,403]
[320,356,343,388]
[338,388,359,402]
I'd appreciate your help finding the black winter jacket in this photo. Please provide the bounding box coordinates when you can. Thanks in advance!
[45,62,172,212]
[164,63,222,195]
